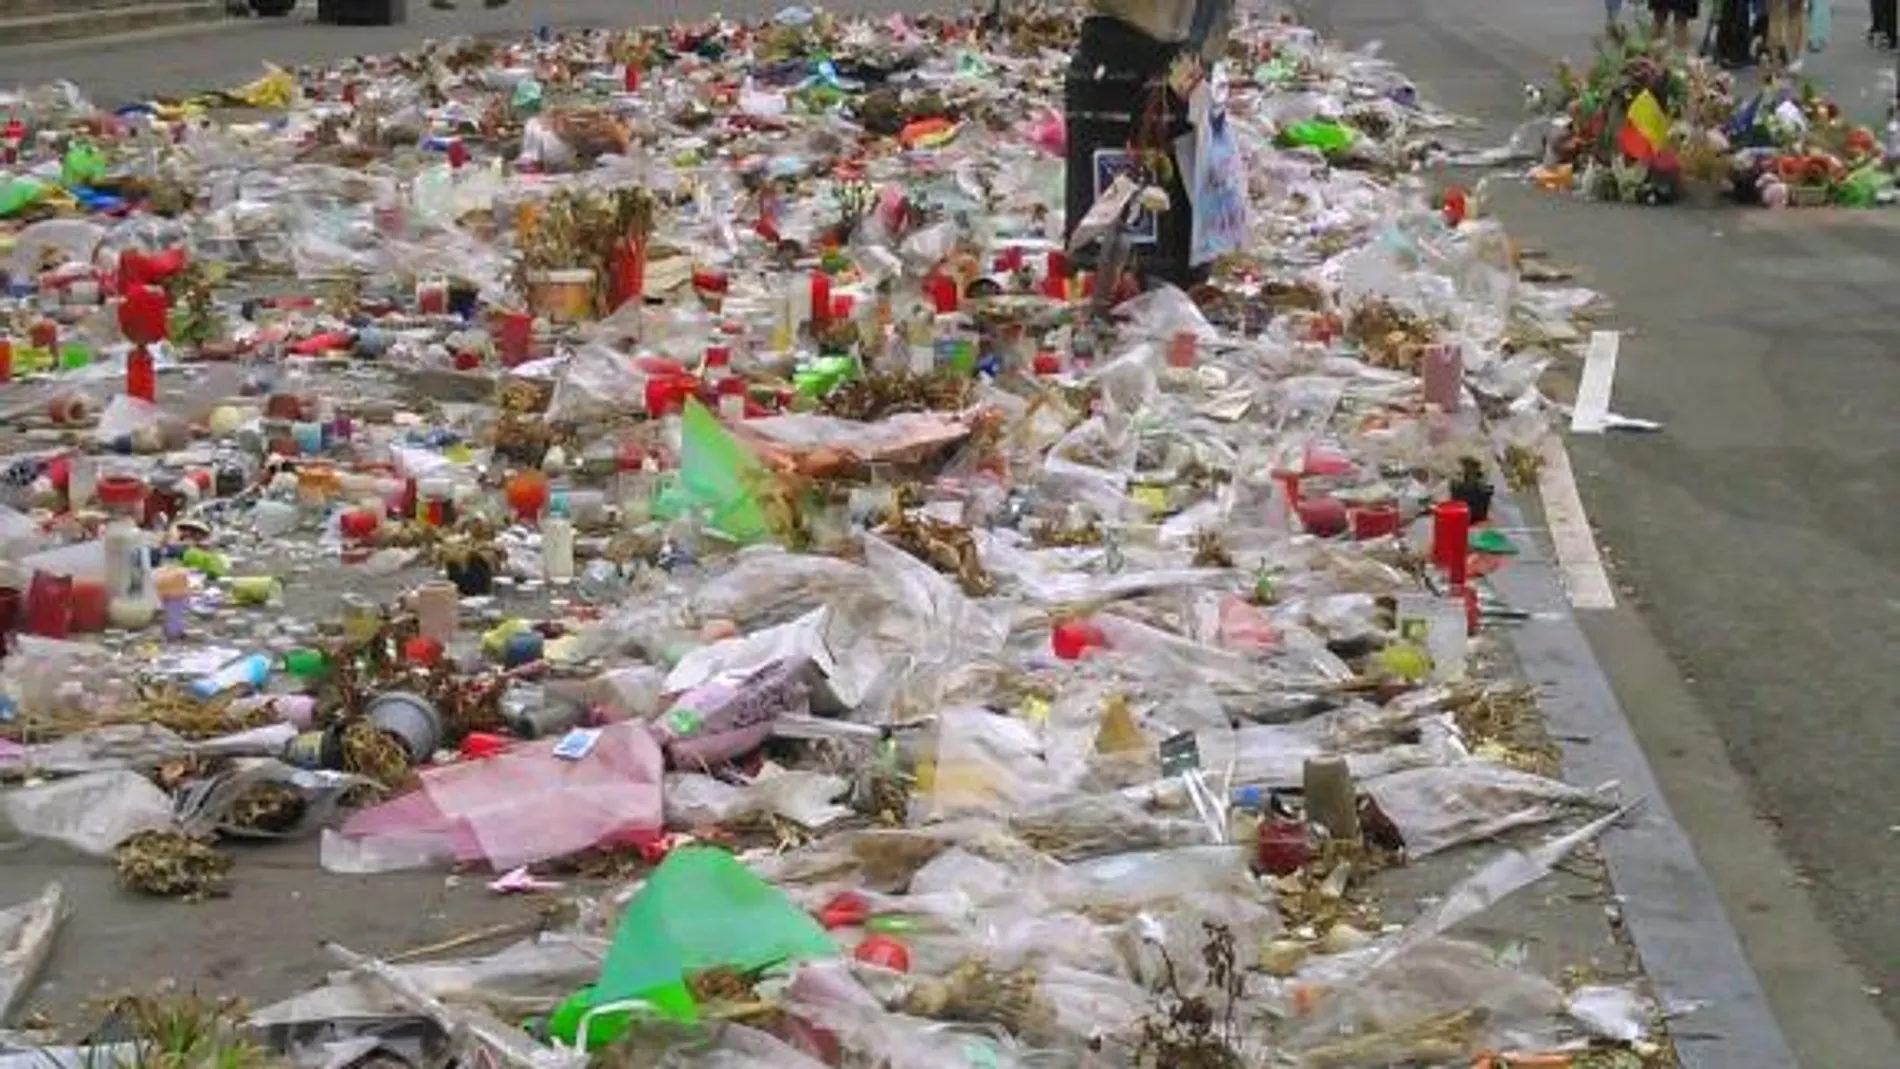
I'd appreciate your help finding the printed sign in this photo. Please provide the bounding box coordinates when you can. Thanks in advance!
[1159,731,1202,776]
[1092,149,1159,245]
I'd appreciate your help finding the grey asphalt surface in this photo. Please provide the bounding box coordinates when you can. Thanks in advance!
[6,0,1899,1062]
[1307,0,1900,1064]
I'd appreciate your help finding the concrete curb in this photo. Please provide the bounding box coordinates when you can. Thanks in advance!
[0,1,226,47]
[1493,497,1801,1069]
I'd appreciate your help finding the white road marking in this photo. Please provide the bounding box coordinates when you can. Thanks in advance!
[1536,434,1617,610]
[1571,329,1620,434]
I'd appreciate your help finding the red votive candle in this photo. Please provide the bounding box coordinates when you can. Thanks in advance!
[1432,501,1471,585]
[809,272,831,329]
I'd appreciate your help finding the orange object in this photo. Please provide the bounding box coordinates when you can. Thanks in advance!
[898,117,956,149]
[505,469,550,523]
[1442,186,1469,226]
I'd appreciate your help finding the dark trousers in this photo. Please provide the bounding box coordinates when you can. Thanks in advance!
[1875,0,1898,40]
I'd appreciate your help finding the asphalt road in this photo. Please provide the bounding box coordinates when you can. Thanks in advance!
[7,0,1900,1063]
[1307,0,1900,1064]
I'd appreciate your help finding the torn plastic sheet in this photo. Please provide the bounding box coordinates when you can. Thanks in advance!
[323,721,664,874]
[1,770,176,856]
[250,936,605,1027]
[1284,937,1566,1064]
[1362,763,1615,858]
[1567,984,1654,1044]
[175,759,373,840]
[0,883,66,1027]
[664,769,852,832]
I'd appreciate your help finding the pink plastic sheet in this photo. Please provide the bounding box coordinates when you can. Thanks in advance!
[335,721,664,871]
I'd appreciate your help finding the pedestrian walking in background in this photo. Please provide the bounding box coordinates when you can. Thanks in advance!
[1808,0,1832,48]
[1650,0,1698,49]
[1711,0,1760,64]
[1870,0,1896,49]
[1766,0,1809,65]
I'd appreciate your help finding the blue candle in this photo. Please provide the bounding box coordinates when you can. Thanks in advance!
[291,421,324,455]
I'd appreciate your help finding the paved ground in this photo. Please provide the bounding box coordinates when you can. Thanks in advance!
[1307,0,1900,1065]
[0,0,1656,1041]
[6,0,1899,1062]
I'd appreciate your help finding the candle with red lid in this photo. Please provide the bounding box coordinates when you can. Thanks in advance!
[926,272,958,314]
[495,311,533,366]
[69,579,107,633]
[1432,501,1470,584]
[25,572,70,640]
[809,271,831,331]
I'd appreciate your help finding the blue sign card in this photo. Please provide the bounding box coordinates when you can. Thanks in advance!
[1092,149,1159,245]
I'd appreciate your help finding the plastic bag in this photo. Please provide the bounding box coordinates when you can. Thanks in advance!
[327,721,665,873]
[1363,763,1610,857]
[174,758,371,839]
[663,769,851,831]
[1285,937,1565,1063]
[920,707,1058,822]
[1,770,175,855]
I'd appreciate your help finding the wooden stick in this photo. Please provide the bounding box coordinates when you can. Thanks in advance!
[385,920,539,964]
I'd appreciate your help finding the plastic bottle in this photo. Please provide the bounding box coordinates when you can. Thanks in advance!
[103,520,137,598]
[542,502,575,582]
[190,652,272,699]
[106,523,156,630]
[68,455,97,509]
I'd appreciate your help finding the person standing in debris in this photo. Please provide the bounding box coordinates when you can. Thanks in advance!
[1649,0,1698,49]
